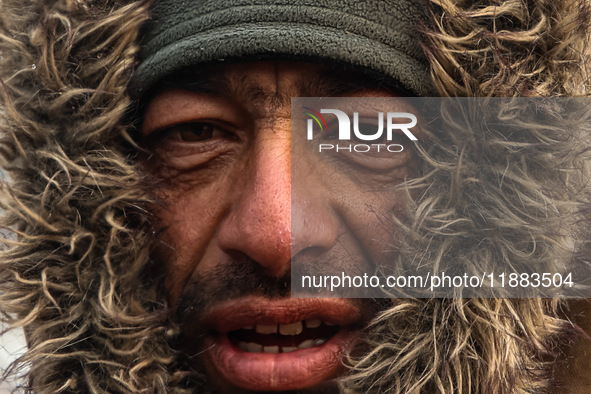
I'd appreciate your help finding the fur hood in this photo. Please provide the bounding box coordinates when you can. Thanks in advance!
[1,0,591,393]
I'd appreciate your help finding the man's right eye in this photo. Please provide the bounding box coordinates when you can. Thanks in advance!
[143,119,243,171]
[162,122,224,142]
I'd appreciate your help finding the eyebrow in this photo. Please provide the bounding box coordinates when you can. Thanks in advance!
[148,64,411,107]
[299,69,410,97]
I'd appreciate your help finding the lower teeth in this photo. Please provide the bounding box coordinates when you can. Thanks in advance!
[237,338,328,353]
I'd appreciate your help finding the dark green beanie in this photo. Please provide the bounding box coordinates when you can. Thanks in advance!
[129,0,433,97]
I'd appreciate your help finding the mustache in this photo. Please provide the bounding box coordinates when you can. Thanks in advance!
[175,257,291,326]
[174,252,375,329]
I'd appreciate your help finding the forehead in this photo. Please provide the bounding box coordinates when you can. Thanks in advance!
[145,61,408,104]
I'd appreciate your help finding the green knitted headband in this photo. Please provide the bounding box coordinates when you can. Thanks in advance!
[129,0,433,98]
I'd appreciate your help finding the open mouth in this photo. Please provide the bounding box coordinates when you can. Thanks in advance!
[199,297,362,391]
[228,320,340,353]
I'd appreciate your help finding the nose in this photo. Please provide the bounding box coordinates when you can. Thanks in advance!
[217,123,339,278]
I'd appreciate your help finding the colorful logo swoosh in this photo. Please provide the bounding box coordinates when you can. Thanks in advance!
[303,107,328,132]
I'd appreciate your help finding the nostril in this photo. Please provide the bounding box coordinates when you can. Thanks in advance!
[291,244,331,260]
[217,208,292,278]
[290,205,339,257]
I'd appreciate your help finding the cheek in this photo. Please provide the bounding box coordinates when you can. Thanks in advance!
[321,158,414,265]
[291,137,416,279]
[341,187,408,260]
[153,183,230,307]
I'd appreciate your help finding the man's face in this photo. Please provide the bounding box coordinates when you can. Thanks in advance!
[141,61,417,392]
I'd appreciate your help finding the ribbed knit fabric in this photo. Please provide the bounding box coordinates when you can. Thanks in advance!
[129,0,432,97]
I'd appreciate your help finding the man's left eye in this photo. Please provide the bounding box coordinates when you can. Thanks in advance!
[354,122,388,143]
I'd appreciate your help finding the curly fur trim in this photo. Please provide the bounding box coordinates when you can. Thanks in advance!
[343,299,570,393]
[423,0,591,97]
[341,1,591,393]
[0,1,194,392]
[0,0,590,393]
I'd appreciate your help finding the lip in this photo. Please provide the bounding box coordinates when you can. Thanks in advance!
[200,297,361,391]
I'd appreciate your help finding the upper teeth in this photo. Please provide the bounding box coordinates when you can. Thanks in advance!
[279,322,303,335]
[305,319,322,328]
[255,324,277,334]
[235,320,336,354]
[251,320,331,335]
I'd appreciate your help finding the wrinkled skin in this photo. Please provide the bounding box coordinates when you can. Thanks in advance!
[141,61,418,392]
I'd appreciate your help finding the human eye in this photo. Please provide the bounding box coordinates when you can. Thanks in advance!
[352,118,386,143]
[146,120,240,169]
[141,90,246,170]
[161,121,231,143]
[320,115,415,172]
